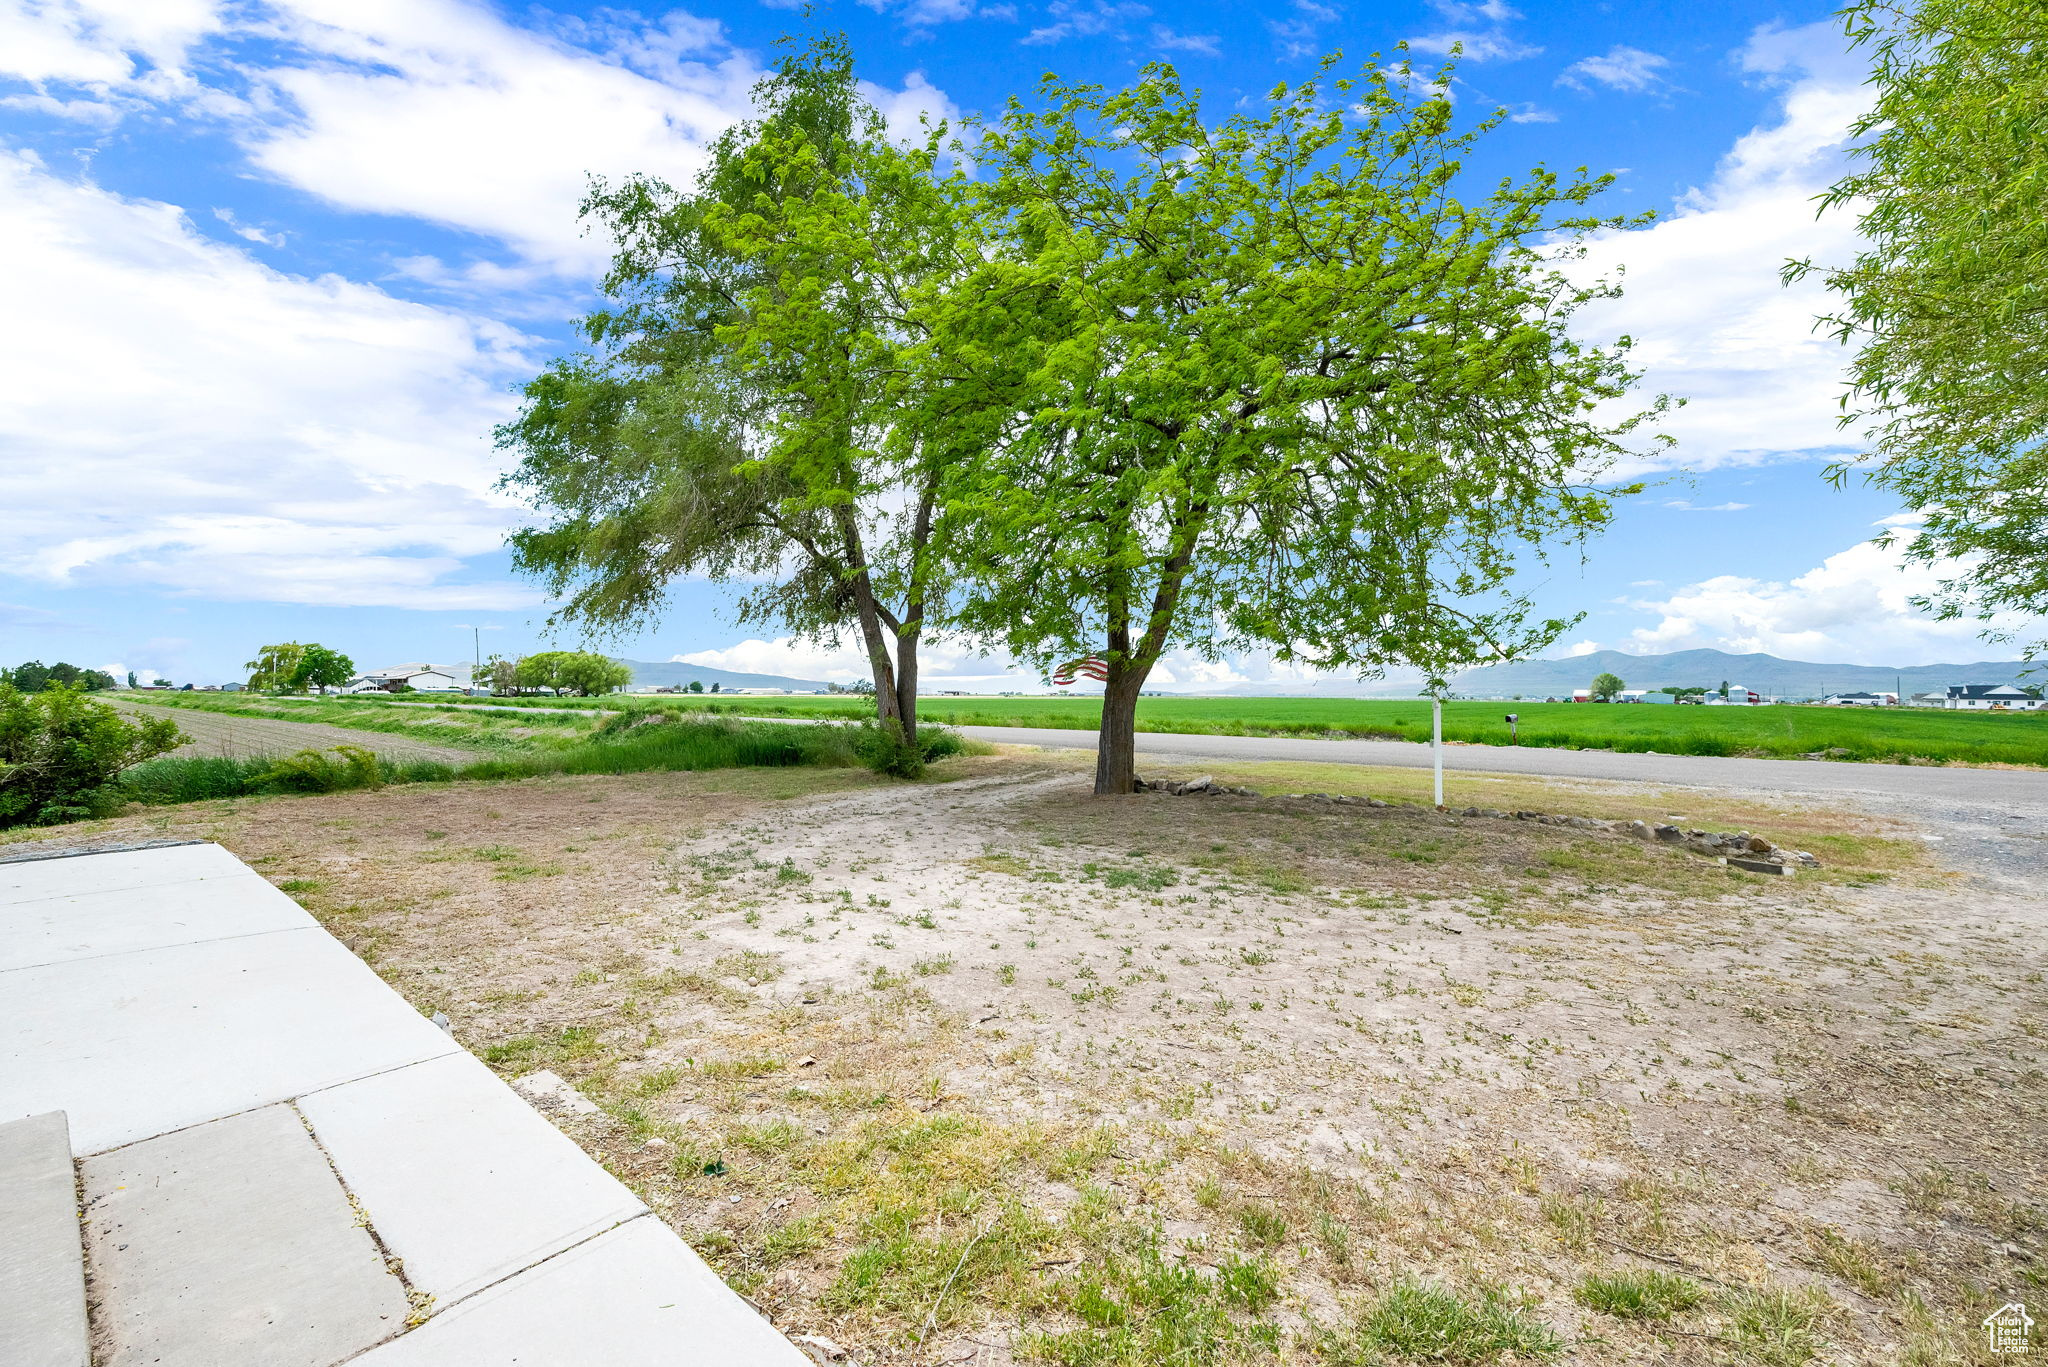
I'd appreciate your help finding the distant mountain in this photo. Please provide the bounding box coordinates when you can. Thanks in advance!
[1160,648,2040,699]
[613,658,836,692]
[1448,648,2039,699]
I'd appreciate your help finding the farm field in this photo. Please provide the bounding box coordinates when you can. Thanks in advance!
[10,747,2037,1365]
[361,692,2048,768]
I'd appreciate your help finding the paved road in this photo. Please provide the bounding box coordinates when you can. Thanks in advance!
[957,723,2048,809]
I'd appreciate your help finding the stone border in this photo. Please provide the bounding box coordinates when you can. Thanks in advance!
[1134,776,1820,870]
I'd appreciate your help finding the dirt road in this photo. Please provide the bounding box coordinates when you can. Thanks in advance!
[106,698,474,765]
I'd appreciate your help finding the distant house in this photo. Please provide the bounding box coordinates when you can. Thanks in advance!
[1906,691,1948,708]
[1943,683,2045,711]
[1821,691,1895,707]
[1616,690,1675,705]
[345,663,467,694]
[1704,684,1762,706]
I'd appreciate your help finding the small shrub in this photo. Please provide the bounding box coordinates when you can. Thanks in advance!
[1574,1269,1704,1320]
[256,744,384,794]
[1722,1286,1831,1367]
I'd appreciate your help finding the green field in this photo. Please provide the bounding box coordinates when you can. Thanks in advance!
[337,691,2048,767]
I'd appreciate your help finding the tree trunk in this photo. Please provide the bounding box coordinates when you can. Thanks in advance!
[895,627,920,742]
[1093,659,1152,795]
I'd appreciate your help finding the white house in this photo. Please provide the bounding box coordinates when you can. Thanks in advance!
[1704,684,1762,705]
[1821,691,1896,707]
[1616,690,1676,704]
[345,663,468,694]
[1944,683,2045,711]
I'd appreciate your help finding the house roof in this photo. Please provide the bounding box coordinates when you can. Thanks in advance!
[1947,683,2032,698]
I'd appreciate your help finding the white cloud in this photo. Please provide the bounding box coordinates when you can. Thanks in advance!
[1663,500,1752,512]
[1022,1,1149,47]
[5,3,953,278]
[1408,0,1538,64]
[1572,22,1872,475]
[0,0,220,90]
[0,148,540,610]
[1152,26,1220,56]
[1558,45,1670,92]
[1622,528,2045,665]
[230,1,761,276]
[1561,639,1601,657]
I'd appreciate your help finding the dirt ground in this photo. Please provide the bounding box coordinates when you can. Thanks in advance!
[105,697,474,764]
[12,750,2041,1366]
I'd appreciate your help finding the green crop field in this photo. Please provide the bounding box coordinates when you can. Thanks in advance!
[368,691,2048,767]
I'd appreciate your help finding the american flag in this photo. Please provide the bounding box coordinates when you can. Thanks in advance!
[1051,656,1109,686]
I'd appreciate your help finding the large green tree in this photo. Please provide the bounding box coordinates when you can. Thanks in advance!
[1791,0,2048,656]
[938,59,1661,793]
[498,34,972,748]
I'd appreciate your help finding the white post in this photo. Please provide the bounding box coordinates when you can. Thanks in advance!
[1432,695,1444,808]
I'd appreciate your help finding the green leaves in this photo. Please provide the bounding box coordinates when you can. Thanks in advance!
[1801,0,2048,656]
[0,684,186,828]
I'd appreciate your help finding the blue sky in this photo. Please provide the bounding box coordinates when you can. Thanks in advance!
[0,0,2034,689]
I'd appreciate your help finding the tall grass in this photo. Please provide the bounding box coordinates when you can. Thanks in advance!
[114,717,968,810]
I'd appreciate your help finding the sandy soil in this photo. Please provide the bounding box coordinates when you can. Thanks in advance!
[12,751,2040,1366]
[105,697,475,764]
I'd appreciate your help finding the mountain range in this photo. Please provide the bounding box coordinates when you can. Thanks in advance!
[615,658,835,692]
[1194,648,2041,699]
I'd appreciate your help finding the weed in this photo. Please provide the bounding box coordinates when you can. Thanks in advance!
[1574,1269,1704,1320]
[1326,1281,1563,1364]
[1722,1286,1832,1367]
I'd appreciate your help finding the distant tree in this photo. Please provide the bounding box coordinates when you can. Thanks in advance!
[1790,0,2048,658]
[0,684,185,827]
[479,655,520,696]
[1590,672,1627,701]
[245,642,308,693]
[709,682,722,694]
[1718,679,1730,698]
[46,663,81,689]
[291,645,355,696]
[515,650,630,697]
[125,670,137,689]
[81,670,117,691]
[7,662,51,693]
[687,680,704,694]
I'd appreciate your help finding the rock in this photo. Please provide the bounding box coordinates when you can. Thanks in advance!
[794,1334,849,1363]
[797,1055,818,1068]
[1728,855,1795,877]
[1623,820,1651,839]
[430,1011,451,1033]
[511,1070,600,1116]
[645,1136,669,1148]
[1364,797,1389,808]
[1790,850,1821,868]
[1652,824,1684,843]
[1745,835,1775,853]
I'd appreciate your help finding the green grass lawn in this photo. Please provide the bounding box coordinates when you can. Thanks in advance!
[123,690,2048,766]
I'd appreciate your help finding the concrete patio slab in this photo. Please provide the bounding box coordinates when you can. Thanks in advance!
[0,928,460,1153]
[353,1216,810,1367]
[0,874,310,972]
[0,1110,89,1367]
[300,1051,646,1306]
[1,841,804,1364]
[82,1103,410,1367]
[0,841,251,905]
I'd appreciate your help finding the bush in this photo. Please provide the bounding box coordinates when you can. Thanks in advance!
[852,720,969,779]
[257,744,384,794]
[0,685,185,828]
